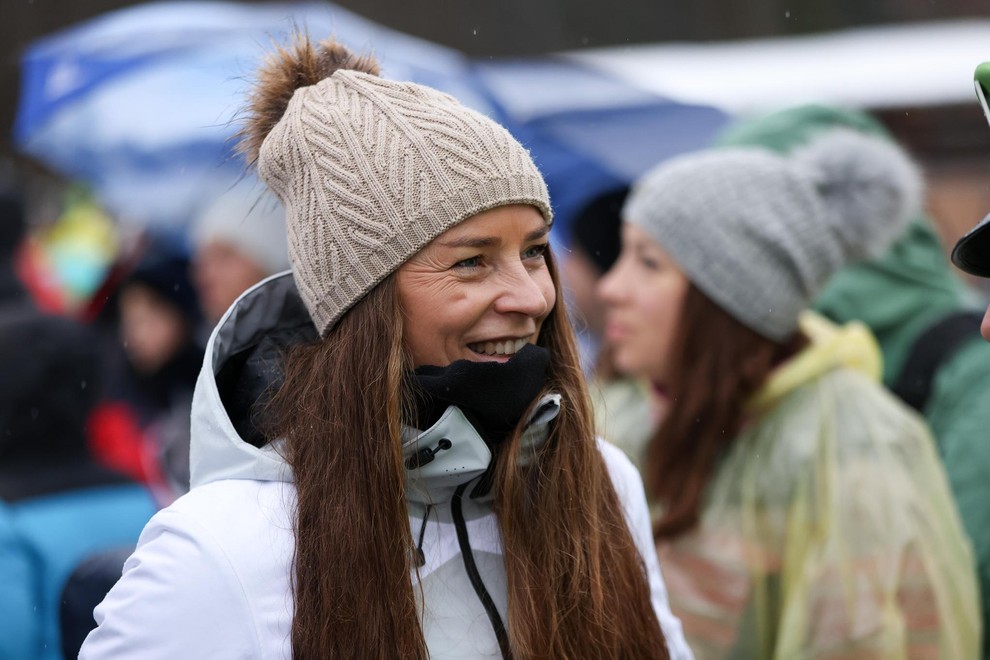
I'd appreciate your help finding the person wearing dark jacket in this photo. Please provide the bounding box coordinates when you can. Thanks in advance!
[0,186,33,311]
[0,311,157,660]
[94,232,203,506]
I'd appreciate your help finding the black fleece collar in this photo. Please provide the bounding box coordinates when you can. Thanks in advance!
[407,344,551,446]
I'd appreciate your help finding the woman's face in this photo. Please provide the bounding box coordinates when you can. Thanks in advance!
[598,224,689,384]
[119,283,188,375]
[192,241,269,323]
[396,204,555,368]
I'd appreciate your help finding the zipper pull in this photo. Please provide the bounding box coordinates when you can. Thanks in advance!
[414,504,433,568]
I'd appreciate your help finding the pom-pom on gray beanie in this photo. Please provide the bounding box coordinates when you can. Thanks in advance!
[624,128,922,340]
[246,38,551,336]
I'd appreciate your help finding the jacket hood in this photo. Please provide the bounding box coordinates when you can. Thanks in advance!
[190,272,317,488]
[747,311,882,414]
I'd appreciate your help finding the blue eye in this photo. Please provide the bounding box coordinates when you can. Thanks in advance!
[454,256,481,269]
[524,244,548,259]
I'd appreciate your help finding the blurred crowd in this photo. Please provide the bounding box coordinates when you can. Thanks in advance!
[4,92,990,658]
[0,173,290,658]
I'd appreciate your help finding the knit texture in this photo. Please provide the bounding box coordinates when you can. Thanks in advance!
[257,70,551,335]
[625,130,921,340]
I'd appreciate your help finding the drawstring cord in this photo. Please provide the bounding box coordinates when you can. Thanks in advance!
[414,504,433,567]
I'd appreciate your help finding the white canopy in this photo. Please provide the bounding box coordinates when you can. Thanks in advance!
[564,19,990,114]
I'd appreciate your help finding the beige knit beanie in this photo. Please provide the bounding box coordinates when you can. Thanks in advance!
[241,37,551,336]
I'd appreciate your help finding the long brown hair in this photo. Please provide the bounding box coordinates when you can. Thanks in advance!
[494,252,668,658]
[271,277,422,658]
[270,253,669,658]
[648,283,801,540]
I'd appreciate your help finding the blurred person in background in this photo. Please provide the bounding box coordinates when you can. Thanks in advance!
[562,186,657,471]
[0,175,155,660]
[952,61,990,343]
[720,104,990,657]
[93,233,203,499]
[191,176,289,325]
[0,311,156,660]
[0,186,33,312]
[953,208,990,343]
[599,129,980,657]
[58,180,282,649]
[56,233,204,656]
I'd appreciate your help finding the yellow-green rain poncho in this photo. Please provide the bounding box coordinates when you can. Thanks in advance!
[658,313,980,658]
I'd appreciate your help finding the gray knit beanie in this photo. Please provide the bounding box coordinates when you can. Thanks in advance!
[246,39,551,336]
[192,177,289,276]
[624,129,922,340]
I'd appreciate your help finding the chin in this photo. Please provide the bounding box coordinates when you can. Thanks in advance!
[615,353,658,381]
[609,351,638,377]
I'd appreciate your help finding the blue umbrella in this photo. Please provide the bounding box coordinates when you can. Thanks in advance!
[15,1,486,229]
[17,1,729,239]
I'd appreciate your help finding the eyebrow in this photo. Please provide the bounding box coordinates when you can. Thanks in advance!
[438,226,549,249]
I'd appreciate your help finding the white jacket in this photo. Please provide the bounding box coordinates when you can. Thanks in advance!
[81,273,692,659]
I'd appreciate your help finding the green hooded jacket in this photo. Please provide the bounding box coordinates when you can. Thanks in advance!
[720,104,990,657]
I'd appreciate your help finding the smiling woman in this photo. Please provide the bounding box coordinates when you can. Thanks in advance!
[398,205,555,367]
[78,33,691,660]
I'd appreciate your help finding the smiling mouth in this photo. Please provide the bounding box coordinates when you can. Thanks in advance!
[467,337,530,357]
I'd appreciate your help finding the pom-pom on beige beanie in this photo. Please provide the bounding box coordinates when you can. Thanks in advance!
[249,40,551,336]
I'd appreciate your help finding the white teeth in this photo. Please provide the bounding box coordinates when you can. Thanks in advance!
[469,338,530,356]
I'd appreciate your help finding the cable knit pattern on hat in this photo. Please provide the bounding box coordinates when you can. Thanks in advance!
[257,70,551,336]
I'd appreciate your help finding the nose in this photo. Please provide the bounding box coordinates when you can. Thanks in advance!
[982,304,990,342]
[492,262,552,318]
[597,259,625,306]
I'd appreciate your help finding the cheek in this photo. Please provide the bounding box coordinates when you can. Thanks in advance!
[398,274,482,366]
[225,260,266,289]
[652,288,687,379]
[638,298,674,349]
[617,290,682,379]
[655,284,686,348]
